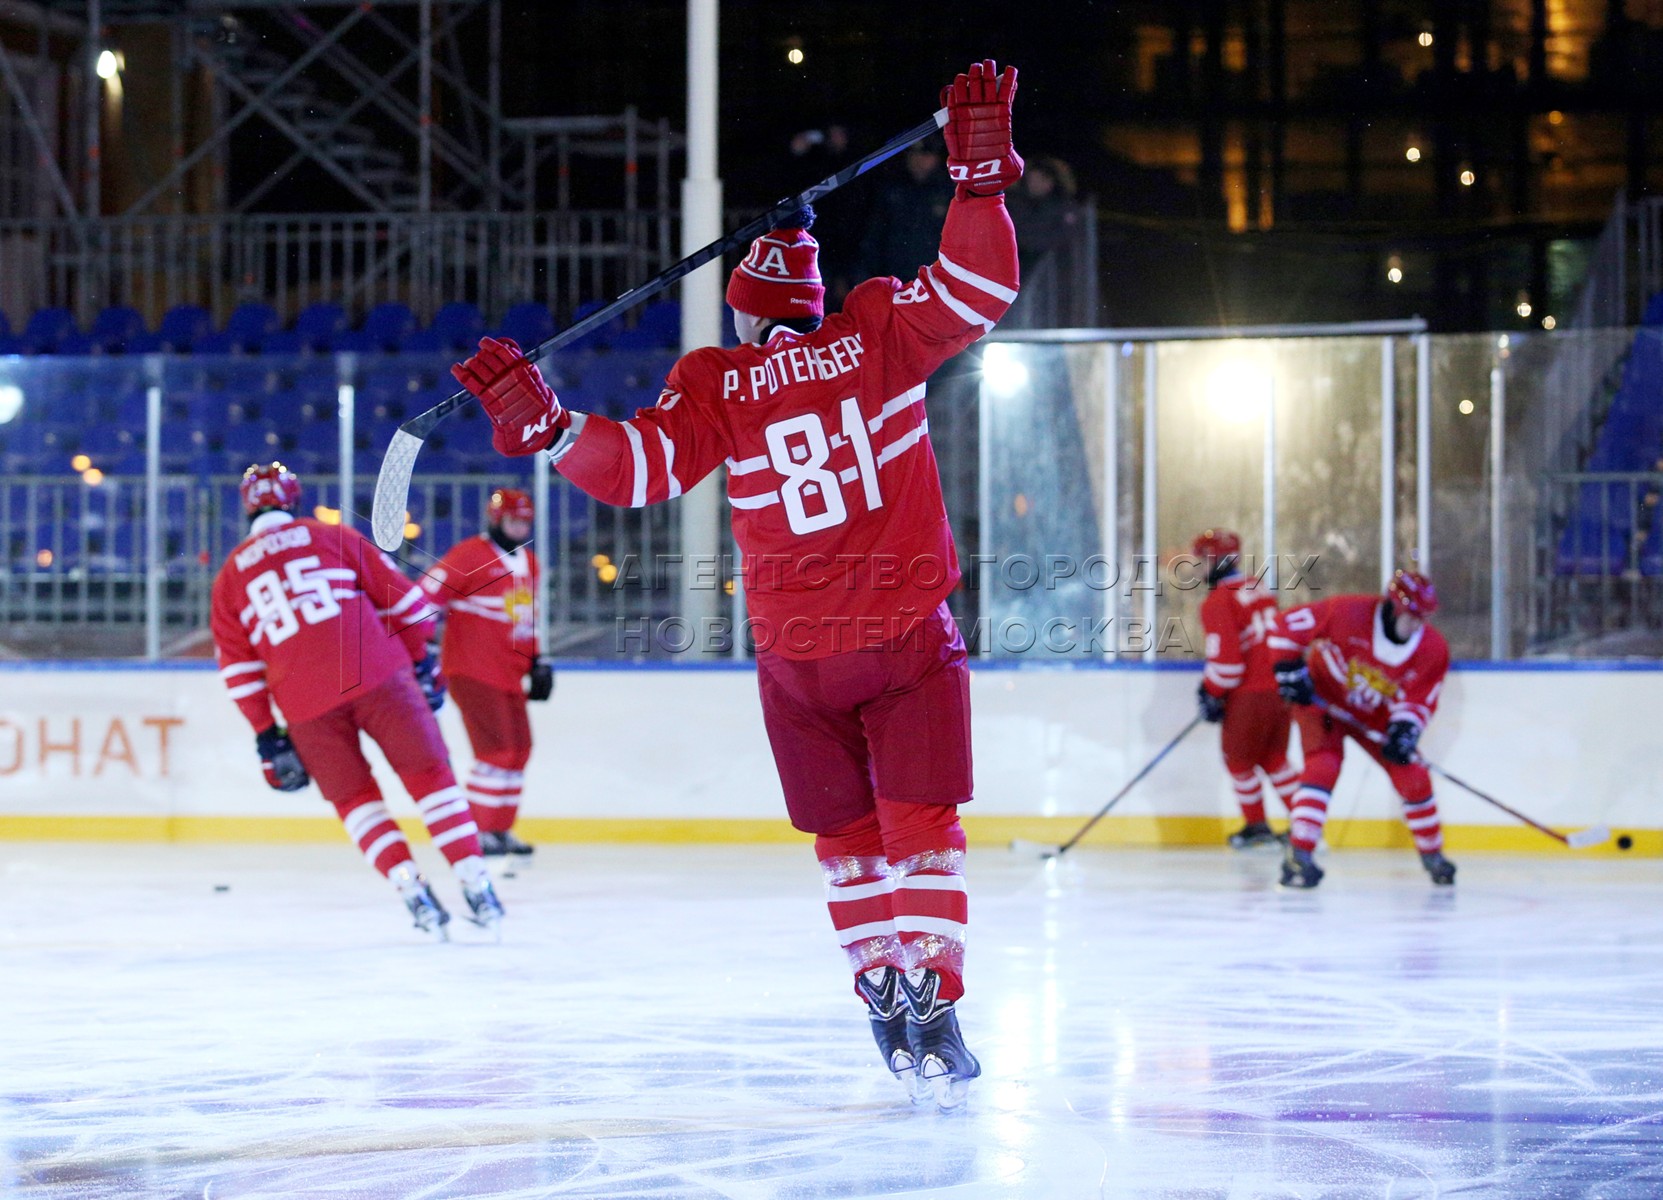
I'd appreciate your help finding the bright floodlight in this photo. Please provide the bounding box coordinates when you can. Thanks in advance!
[96,50,118,80]
[1205,358,1273,425]
[0,384,20,424]
[982,344,1030,397]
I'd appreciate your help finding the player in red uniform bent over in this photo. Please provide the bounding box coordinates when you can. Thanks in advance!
[1193,529,1297,848]
[447,61,1022,1109]
[1267,569,1456,889]
[419,487,553,857]
[210,463,506,937]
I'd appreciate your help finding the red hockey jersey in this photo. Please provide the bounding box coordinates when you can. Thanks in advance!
[418,534,540,692]
[1199,574,1280,696]
[1267,594,1449,732]
[552,193,1019,658]
[211,512,438,729]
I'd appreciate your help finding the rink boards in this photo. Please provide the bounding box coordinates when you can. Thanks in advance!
[0,661,1655,854]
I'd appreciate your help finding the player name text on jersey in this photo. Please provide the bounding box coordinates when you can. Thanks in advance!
[234,523,314,571]
[722,334,865,405]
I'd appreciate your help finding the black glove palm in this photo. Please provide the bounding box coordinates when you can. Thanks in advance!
[527,657,555,702]
[1382,720,1420,766]
[1197,683,1227,724]
[413,651,446,712]
[255,725,310,792]
[1274,659,1315,706]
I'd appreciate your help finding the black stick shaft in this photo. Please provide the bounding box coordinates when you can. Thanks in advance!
[402,108,948,441]
[1311,698,1572,845]
[1057,715,1204,855]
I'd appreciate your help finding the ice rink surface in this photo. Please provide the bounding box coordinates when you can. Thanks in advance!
[2,841,1661,1200]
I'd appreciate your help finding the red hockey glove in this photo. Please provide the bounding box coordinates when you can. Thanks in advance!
[451,336,569,457]
[941,60,1023,198]
[255,725,310,793]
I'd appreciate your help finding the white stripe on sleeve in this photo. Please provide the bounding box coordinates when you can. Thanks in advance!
[621,422,649,508]
[936,250,1019,304]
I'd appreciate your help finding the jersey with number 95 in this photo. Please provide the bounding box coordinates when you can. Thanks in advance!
[210,512,439,730]
[551,193,1020,658]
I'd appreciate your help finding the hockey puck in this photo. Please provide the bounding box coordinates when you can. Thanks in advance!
[214,884,230,893]
[1616,835,1633,851]
[501,871,518,880]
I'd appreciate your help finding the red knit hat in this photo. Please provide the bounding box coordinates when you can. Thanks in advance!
[726,226,825,320]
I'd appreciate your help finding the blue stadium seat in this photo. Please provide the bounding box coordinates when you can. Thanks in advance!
[357,302,417,352]
[79,425,139,460]
[610,300,681,349]
[20,308,76,354]
[129,304,213,353]
[196,303,280,354]
[496,302,556,349]
[223,422,283,461]
[293,302,349,352]
[422,301,486,351]
[62,306,146,355]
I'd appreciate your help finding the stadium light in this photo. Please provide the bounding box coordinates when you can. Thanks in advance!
[0,384,21,424]
[1205,358,1273,425]
[982,344,1030,397]
[96,50,119,80]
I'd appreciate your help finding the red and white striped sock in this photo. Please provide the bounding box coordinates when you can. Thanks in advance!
[465,761,524,835]
[1231,770,1268,825]
[1267,761,1301,816]
[416,784,483,866]
[891,849,969,1003]
[1402,796,1444,853]
[820,855,904,977]
[337,797,413,877]
[1289,785,1331,852]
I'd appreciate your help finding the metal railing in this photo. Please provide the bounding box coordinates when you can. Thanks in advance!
[1531,470,1663,653]
[0,471,682,660]
[1570,193,1663,331]
[0,210,675,329]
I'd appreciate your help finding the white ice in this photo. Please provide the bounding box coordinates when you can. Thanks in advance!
[3,842,1662,1199]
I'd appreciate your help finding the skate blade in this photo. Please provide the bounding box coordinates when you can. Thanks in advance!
[466,914,504,942]
[928,1072,974,1111]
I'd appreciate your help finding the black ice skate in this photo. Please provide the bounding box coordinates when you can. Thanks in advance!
[854,966,924,1100]
[1227,821,1284,850]
[1420,850,1457,886]
[462,877,506,935]
[1279,844,1325,889]
[899,968,981,1111]
[478,830,536,857]
[402,877,451,941]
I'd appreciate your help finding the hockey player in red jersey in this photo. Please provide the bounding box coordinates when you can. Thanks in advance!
[210,463,506,937]
[419,486,552,857]
[447,61,1022,1109]
[1193,529,1297,848]
[1267,569,1456,888]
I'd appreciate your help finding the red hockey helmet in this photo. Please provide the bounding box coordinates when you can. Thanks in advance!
[488,487,534,525]
[1192,528,1242,563]
[239,462,301,516]
[1386,569,1438,617]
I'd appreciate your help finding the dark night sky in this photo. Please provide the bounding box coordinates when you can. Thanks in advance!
[501,2,1119,209]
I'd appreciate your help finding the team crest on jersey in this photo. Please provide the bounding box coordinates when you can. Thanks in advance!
[504,584,534,632]
[1345,660,1400,710]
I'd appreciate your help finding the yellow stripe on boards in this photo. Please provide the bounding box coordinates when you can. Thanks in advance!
[0,814,1653,856]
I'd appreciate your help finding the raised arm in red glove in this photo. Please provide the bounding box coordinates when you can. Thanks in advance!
[941,60,1023,199]
[451,336,569,456]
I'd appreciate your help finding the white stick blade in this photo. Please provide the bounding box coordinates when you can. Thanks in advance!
[371,430,424,551]
[1566,825,1611,850]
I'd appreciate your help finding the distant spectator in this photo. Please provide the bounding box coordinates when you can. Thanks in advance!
[1005,156,1080,263]
[857,138,955,285]
[1003,156,1083,328]
[791,124,862,304]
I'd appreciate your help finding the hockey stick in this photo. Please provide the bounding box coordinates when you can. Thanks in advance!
[370,107,951,551]
[1012,714,1206,859]
[1310,697,1609,850]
